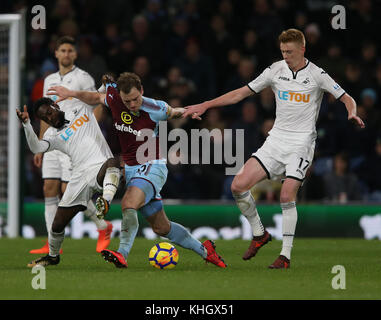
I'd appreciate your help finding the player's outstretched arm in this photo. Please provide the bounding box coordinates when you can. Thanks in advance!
[16,105,50,154]
[168,106,201,120]
[47,86,106,106]
[340,93,365,128]
[182,86,254,119]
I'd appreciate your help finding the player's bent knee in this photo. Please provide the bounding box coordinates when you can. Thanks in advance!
[152,222,170,237]
[231,179,249,195]
[43,179,60,197]
[280,192,295,204]
[51,220,64,234]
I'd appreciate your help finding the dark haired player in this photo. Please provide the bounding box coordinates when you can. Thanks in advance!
[48,73,227,268]
[31,36,113,255]
[17,98,121,267]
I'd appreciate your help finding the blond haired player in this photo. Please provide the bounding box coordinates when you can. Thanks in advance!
[183,29,365,268]
[31,36,112,254]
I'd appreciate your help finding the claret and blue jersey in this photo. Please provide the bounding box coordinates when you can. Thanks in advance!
[104,83,169,166]
[104,82,170,207]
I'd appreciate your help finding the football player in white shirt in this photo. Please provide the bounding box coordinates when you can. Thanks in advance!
[183,29,365,269]
[17,98,121,267]
[31,36,112,255]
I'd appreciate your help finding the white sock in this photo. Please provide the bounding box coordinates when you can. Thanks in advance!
[49,230,64,256]
[44,196,59,234]
[84,200,108,230]
[233,191,264,237]
[280,201,297,260]
[102,167,120,203]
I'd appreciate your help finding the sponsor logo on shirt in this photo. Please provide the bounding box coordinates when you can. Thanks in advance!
[121,111,133,124]
[60,114,89,141]
[278,76,290,81]
[277,90,310,103]
[114,122,142,136]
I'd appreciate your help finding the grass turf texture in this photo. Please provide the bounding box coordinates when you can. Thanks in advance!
[0,238,380,300]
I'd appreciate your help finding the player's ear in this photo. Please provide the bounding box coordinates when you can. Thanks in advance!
[141,86,144,96]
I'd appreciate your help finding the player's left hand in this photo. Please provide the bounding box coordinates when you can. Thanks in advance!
[348,114,365,129]
[182,103,207,120]
[16,105,29,123]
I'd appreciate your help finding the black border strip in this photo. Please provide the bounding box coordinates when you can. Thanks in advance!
[286,175,304,182]
[251,155,270,179]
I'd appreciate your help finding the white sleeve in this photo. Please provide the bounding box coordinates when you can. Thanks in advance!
[78,71,96,92]
[315,68,345,99]
[247,66,272,93]
[42,77,49,97]
[22,120,51,154]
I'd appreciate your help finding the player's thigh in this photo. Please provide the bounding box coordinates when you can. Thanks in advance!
[43,179,61,197]
[280,178,302,203]
[145,208,171,236]
[231,157,268,193]
[121,186,146,210]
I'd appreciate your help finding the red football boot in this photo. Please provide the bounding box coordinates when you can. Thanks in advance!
[96,221,113,253]
[242,230,272,260]
[101,249,127,268]
[203,240,227,268]
[30,239,63,254]
[268,255,290,269]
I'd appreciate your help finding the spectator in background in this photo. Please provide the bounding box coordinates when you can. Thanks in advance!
[258,87,276,119]
[57,19,79,38]
[341,62,363,101]
[224,57,256,101]
[101,22,121,74]
[143,0,168,36]
[323,152,362,203]
[49,0,76,34]
[340,105,374,170]
[203,14,234,92]
[304,23,324,62]
[30,60,56,104]
[230,99,262,161]
[360,88,380,130]
[131,14,162,73]
[317,42,346,82]
[76,37,108,88]
[175,38,216,101]
[132,56,158,97]
[112,35,137,75]
[356,136,381,202]
[359,41,378,87]
[165,15,191,67]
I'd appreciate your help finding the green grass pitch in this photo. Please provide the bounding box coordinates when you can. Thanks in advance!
[0,237,380,300]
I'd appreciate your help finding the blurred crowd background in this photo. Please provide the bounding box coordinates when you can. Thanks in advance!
[2,0,381,203]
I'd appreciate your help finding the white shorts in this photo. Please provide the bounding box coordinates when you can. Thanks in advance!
[59,163,103,207]
[42,150,72,182]
[252,133,315,181]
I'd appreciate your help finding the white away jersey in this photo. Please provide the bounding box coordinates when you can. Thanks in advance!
[42,101,113,173]
[43,65,96,112]
[248,59,345,142]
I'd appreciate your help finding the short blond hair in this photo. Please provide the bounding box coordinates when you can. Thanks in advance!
[279,28,305,47]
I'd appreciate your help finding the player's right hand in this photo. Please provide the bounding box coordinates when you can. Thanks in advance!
[16,105,29,123]
[47,86,72,103]
[33,153,43,168]
[102,74,116,85]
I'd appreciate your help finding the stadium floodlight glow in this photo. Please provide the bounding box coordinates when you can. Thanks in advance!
[0,14,21,238]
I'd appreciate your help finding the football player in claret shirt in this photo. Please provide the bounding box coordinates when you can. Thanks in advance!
[48,72,227,268]
[183,28,365,269]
